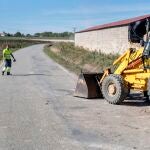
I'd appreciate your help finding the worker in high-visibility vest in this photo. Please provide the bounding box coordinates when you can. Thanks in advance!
[2,45,16,75]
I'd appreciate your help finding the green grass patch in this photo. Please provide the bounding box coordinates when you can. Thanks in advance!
[0,38,51,61]
[44,42,119,75]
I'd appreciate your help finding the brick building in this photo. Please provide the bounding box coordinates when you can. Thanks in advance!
[75,14,150,54]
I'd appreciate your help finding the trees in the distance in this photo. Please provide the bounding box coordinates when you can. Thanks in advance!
[14,32,25,37]
[3,31,74,38]
[33,32,73,38]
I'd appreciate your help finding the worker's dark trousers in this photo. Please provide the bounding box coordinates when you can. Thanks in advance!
[2,59,12,73]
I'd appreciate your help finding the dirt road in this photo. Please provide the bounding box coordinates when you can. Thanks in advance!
[0,45,150,150]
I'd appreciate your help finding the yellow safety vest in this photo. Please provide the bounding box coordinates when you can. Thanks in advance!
[3,48,12,60]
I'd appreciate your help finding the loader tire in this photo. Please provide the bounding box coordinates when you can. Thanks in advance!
[102,74,128,104]
[144,91,148,98]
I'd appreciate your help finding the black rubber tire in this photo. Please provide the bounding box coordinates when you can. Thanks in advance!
[102,74,128,104]
[144,91,148,98]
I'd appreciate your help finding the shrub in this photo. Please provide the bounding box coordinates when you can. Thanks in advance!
[44,42,119,74]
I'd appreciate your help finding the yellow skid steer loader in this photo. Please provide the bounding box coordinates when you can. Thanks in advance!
[74,17,150,104]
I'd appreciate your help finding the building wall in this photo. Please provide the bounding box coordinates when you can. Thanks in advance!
[75,26,130,54]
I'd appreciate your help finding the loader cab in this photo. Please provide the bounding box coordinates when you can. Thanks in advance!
[143,38,150,55]
[143,38,150,69]
[129,17,150,69]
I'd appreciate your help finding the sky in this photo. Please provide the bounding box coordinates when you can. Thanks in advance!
[0,0,150,34]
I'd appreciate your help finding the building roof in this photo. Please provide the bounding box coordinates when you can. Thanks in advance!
[77,14,150,33]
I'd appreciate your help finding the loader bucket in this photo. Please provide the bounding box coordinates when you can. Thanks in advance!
[74,73,103,99]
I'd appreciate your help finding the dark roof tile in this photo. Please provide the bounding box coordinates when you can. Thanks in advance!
[77,14,150,33]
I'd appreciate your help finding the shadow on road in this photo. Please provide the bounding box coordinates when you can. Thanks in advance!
[123,93,150,107]
[73,92,150,107]
[12,74,52,77]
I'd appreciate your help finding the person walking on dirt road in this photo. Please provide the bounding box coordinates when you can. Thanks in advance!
[2,45,16,75]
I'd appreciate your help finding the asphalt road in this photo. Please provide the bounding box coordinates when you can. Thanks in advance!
[0,45,150,150]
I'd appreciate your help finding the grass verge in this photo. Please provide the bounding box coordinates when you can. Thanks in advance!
[0,38,50,60]
[44,42,119,75]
